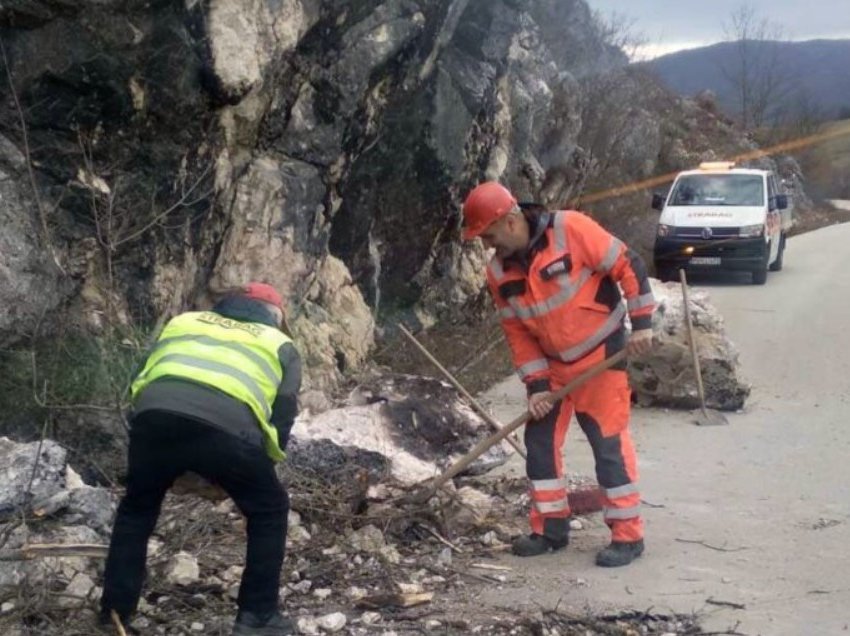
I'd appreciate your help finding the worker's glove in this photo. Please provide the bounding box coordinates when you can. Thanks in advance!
[627,329,653,356]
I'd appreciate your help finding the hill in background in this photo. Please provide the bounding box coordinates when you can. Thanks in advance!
[647,39,850,121]
[797,118,850,200]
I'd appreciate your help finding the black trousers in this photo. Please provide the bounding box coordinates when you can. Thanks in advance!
[101,411,288,618]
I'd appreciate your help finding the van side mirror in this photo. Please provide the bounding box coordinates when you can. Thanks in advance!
[651,193,665,211]
[775,194,788,210]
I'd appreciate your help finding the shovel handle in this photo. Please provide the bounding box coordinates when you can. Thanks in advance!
[679,269,709,413]
[397,324,527,459]
[416,348,628,501]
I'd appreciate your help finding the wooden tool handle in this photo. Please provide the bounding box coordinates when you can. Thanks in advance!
[416,348,627,501]
[397,324,526,458]
[679,269,709,413]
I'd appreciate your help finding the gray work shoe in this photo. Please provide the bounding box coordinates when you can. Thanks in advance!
[511,533,568,557]
[595,539,645,567]
[232,610,295,636]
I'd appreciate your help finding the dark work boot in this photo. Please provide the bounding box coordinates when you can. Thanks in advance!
[511,533,568,557]
[232,610,295,636]
[595,539,645,567]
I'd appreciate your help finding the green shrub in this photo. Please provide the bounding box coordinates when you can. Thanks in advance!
[0,326,152,436]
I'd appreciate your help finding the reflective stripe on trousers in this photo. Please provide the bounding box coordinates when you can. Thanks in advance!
[529,477,570,516]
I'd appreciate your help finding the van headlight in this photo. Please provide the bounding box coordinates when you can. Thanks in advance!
[657,224,672,237]
[738,224,764,237]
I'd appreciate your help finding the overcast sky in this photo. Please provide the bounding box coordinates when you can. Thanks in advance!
[585,0,850,59]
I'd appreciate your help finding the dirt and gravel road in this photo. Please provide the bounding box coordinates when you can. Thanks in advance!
[475,222,850,635]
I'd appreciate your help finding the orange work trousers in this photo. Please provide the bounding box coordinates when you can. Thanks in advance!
[525,347,642,543]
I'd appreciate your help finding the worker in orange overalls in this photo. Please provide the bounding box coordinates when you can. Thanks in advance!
[462,182,655,567]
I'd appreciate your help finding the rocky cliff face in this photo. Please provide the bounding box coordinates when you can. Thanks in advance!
[0,0,629,390]
[0,0,807,396]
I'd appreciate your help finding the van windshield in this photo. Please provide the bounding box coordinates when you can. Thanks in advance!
[668,174,765,206]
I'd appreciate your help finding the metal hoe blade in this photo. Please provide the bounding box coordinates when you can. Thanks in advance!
[695,405,729,427]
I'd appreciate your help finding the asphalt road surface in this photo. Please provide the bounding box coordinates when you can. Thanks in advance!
[477,222,850,635]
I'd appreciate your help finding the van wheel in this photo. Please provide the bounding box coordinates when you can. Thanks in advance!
[769,234,785,272]
[752,245,769,285]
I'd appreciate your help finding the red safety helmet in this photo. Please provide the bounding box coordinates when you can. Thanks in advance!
[242,282,283,308]
[461,182,518,240]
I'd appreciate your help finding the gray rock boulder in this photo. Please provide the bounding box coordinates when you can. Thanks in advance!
[0,523,102,590]
[0,437,68,517]
[65,486,117,536]
[629,280,750,411]
[0,437,116,533]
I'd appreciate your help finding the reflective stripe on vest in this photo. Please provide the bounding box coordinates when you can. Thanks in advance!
[517,358,549,381]
[144,353,272,420]
[498,268,594,320]
[556,303,626,363]
[131,312,292,461]
[597,237,624,273]
[152,334,281,386]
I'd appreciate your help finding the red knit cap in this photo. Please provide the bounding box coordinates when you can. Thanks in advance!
[242,282,283,308]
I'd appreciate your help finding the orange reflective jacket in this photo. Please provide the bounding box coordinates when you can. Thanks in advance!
[486,210,655,389]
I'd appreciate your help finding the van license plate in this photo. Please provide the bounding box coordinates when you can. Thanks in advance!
[690,256,720,265]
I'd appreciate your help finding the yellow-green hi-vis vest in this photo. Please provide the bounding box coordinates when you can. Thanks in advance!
[131,311,293,461]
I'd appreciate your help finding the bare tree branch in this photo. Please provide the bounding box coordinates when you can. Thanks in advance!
[720,3,795,130]
[0,543,108,561]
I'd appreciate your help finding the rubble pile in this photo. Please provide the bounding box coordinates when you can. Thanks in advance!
[629,280,751,411]
[293,373,512,484]
[0,385,705,635]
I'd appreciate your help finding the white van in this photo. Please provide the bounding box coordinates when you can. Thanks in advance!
[652,162,792,285]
